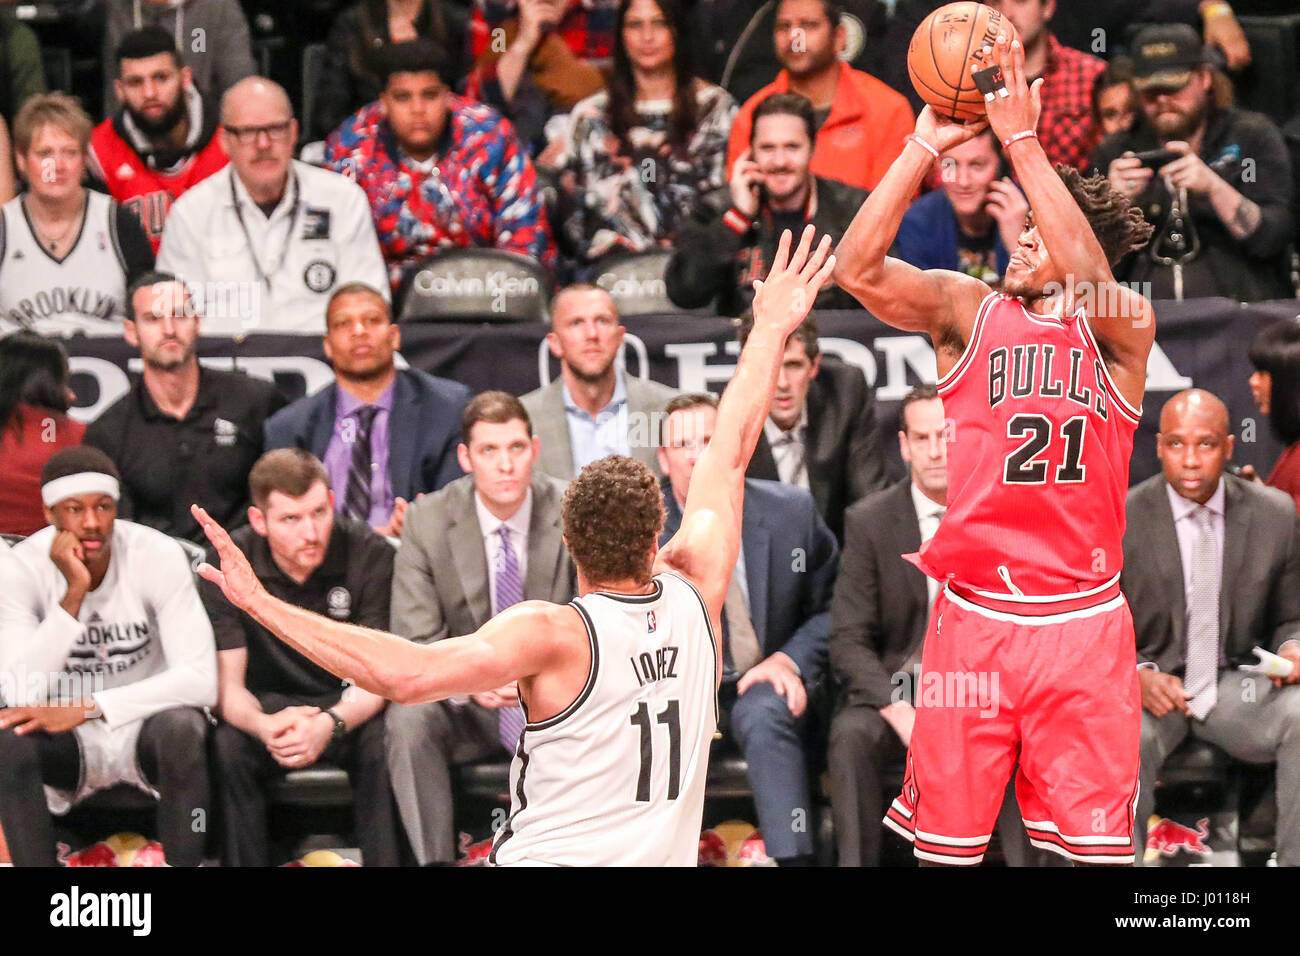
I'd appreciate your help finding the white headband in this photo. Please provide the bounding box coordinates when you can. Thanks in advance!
[41,473,120,508]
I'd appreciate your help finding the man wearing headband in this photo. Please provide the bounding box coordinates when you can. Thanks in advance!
[0,447,217,866]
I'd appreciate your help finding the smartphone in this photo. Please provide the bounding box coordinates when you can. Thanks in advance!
[1134,148,1181,169]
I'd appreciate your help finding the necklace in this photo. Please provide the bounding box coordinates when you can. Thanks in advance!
[27,195,87,254]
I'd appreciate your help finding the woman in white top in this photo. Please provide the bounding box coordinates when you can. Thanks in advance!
[558,0,736,268]
[0,94,154,337]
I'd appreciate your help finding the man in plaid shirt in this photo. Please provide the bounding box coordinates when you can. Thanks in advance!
[325,41,556,294]
[986,0,1104,170]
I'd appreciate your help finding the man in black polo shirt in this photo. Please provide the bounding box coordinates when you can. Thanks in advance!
[84,271,286,543]
[200,448,400,867]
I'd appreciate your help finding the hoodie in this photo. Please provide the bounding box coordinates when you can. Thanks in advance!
[103,0,256,114]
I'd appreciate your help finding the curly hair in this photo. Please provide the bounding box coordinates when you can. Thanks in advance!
[562,455,665,586]
[1056,165,1154,266]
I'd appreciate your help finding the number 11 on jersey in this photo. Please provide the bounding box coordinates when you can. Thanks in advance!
[630,700,681,802]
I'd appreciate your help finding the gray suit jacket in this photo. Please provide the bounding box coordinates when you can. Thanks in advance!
[390,472,576,643]
[520,374,680,481]
[1120,473,1300,673]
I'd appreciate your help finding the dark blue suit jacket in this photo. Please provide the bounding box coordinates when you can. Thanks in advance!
[262,367,471,503]
[660,477,839,685]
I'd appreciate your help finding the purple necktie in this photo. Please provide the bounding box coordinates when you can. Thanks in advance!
[495,526,527,751]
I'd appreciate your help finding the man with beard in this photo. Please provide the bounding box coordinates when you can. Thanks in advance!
[1092,23,1294,302]
[89,28,230,254]
[84,272,285,543]
[521,284,678,481]
[725,0,913,193]
[669,92,868,315]
[263,282,470,539]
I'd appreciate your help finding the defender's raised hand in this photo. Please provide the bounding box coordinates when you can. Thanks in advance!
[192,503,266,611]
[751,224,836,337]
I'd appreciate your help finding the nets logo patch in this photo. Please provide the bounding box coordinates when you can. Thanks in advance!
[327,586,351,620]
[646,610,656,633]
[303,260,336,293]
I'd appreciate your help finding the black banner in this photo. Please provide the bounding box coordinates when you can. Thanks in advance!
[62,297,1298,486]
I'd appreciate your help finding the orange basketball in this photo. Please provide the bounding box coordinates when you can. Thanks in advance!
[907,2,1020,122]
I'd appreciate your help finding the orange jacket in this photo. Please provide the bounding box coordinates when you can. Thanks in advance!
[727,61,914,193]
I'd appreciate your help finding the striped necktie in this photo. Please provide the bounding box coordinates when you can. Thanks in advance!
[494,525,527,750]
[343,405,379,522]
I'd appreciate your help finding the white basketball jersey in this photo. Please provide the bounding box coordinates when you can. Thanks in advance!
[0,191,130,336]
[489,572,719,866]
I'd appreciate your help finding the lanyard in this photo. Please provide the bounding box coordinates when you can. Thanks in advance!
[229,169,302,291]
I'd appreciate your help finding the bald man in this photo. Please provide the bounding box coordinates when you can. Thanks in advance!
[520,284,678,481]
[158,77,388,335]
[1120,388,1300,865]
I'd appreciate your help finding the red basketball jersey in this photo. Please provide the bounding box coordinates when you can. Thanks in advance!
[912,291,1141,598]
[88,118,229,253]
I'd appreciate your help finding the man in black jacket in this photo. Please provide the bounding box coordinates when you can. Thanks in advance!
[1090,24,1294,301]
[739,312,887,542]
[665,91,867,316]
[1122,389,1300,864]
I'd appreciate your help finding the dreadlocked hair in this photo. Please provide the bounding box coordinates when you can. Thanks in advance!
[1056,165,1154,266]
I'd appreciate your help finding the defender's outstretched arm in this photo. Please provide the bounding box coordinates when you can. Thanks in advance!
[655,226,835,622]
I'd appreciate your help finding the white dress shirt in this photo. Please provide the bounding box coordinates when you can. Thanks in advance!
[911,481,946,607]
[475,487,533,615]
[764,408,810,490]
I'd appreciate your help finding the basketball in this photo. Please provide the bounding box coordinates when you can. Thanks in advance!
[907,2,1021,121]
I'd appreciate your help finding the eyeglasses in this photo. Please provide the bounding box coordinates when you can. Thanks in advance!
[223,120,294,145]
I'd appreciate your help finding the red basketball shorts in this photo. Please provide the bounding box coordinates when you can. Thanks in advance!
[883,580,1141,865]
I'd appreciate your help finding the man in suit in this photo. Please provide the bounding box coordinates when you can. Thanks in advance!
[658,392,839,865]
[739,312,888,541]
[1123,388,1300,865]
[827,384,944,866]
[521,284,678,482]
[263,282,471,539]
[384,391,575,865]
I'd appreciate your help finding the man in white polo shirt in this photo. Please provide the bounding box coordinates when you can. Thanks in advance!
[0,447,217,866]
[158,76,387,335]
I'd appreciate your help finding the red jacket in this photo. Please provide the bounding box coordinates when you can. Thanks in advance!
[88,98,229,253]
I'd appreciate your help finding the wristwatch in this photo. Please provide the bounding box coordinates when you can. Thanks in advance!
[324,708,346,741]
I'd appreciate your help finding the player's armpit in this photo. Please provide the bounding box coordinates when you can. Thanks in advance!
[389,602,574,705]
